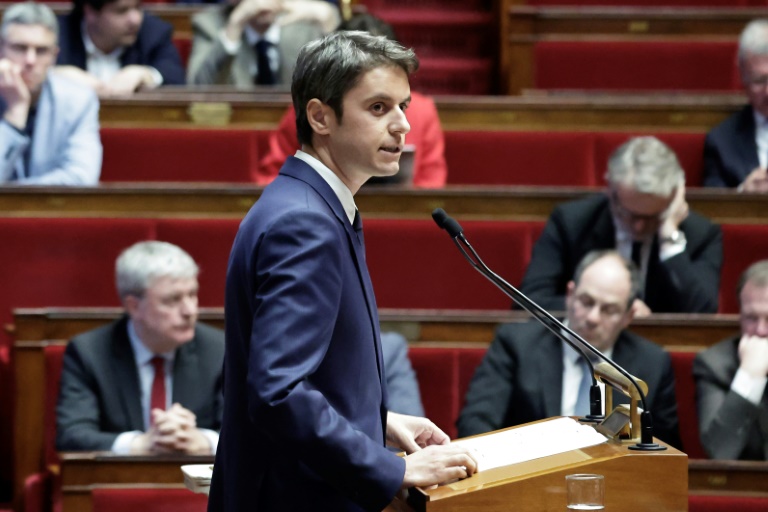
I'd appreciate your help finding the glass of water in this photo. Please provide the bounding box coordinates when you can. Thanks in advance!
[565,473,605,510]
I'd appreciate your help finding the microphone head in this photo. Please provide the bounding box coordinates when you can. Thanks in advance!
[432,208,449,229]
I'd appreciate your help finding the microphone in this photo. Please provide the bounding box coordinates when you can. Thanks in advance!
[432,208,665,451]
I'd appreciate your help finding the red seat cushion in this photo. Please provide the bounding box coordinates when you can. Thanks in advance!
[535,40,739,91]
[92,488,207,512]
[409,348,459,438]
[669,351,706,458]
[689,494,768,512]
[445,131,596,186]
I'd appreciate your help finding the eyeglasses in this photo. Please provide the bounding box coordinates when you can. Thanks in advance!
[609,191,665,224]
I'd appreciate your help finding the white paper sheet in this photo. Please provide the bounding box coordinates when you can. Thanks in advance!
[452,417,608,472]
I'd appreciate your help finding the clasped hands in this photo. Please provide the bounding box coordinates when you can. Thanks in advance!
[131,403,212,455]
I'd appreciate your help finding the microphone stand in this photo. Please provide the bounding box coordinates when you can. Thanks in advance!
[432,208,665,451]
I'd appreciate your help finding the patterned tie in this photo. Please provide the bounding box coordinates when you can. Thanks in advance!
[254,40,275,85]
[353,209,365,249]
[150,357,166,421]
[574,356,592,416]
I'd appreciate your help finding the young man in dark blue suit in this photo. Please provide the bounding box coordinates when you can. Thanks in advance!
[55,0,184,96]
[209,32,477,512]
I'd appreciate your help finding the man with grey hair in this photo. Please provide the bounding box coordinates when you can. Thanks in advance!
[56,241,224,455]
[0,1,101,184]
[520,136,722,316]
[704,19,768,191]
[459,250,681,448]
[694,259,768,460]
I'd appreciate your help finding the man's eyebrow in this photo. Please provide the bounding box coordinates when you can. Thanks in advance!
[364,93,412,104]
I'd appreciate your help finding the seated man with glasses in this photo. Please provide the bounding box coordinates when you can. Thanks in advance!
[459,250,681,449]
[0,1,101,184]
[520,136,722,317]
[704,19,768,191]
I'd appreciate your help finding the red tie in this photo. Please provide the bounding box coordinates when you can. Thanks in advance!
[150,357,166,421]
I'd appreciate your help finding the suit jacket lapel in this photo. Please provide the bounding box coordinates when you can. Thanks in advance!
[736,107,760,175]
[111,319,144,430]
[539,333,565,417]
[172,337,199,407]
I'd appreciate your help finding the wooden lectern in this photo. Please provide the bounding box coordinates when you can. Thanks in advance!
[388,417,688,512]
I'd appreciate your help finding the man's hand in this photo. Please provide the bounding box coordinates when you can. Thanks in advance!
[401,444,479,489]
[739,167,768,193]
[658,184,689,240]
[386,412,449,454]
[630,298,651,318]
[226,0,283,41]
[102,65,157,96]
[0,58,30,129]
[129,404,213,455]
[279,0,340,33]
[738,335,768,378]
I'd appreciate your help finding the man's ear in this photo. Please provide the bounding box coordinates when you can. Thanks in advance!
[305,98,333,136]
[123,294,141,317]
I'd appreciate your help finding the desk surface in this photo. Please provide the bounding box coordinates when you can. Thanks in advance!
[0,186,764,225]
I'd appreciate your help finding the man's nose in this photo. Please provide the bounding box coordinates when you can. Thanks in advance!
[390,107,410,136]
[24,47,37,65]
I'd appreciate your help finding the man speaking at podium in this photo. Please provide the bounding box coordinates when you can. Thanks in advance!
[208,32,477,512]
[457,250,681,449]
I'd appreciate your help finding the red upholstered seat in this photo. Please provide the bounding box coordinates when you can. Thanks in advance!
[91,488,207,512]
[409,348,460,438]
[669,351,706,458]
[534,40,739,91]
[689,494,768,512]
[444,131,596,186]
[592,132,706,186]
[409,57,494,95]
[100,128,263,183]
[364,220,538,310]
[529,0,750,5]
[720,224,768,314]
[172,38,191,69]
[155,219,241,307]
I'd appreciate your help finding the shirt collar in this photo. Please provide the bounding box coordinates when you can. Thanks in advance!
[294,150,357,225]
[244,21,281,47]
[560,320,615,364]
[127,319,176,366]
[754,108,768,129]
[81,20,124,59]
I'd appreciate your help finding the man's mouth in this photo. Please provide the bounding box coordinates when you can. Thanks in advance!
[380,145,402,154]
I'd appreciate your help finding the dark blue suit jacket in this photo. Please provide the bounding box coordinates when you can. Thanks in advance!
[208,157,404,512]
[56,12,185,85]
[703,105,759,188]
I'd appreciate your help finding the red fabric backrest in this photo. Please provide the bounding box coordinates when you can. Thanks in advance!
[457,348,487,414]
[91,488,208,512]
[592,132,706,186]
[534,40,739,91]
[23,471,52,512]
[43,346,66,470]
[669,351,706,459]
[720,224,768,314]
[689,494,768,512]
[364,220,537,309]
[172,37,191,69]
[154,219,241,307]
[409,348,459,438]
[529,0,749,5]
[100,128,262,183]
[444,131,596,186]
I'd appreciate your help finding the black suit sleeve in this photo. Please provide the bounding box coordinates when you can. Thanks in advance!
[649,352,682,450]
[658,218,722,313]
[56,341,122,451]
[148,21,185,85]
[456,327,517,438]
[702,131,731,188]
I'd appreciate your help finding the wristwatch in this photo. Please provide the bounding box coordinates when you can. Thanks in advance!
[660,230,686,244]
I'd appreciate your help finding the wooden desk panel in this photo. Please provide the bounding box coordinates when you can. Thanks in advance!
[98,90,744,131]
[12,308,740,351]
[0,186,764,225]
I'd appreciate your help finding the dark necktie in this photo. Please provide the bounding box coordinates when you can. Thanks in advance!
[631,241,643,268]
[574,356,592,416]
[353,210,365,248]
[18,106,37,180]
[150,357,166,422]
[255,40,275,85]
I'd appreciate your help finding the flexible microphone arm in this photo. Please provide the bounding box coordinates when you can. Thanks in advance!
[432,208,664,450]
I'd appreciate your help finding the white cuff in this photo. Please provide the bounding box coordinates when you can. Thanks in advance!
[731,368,768,405]
[199,428,219,454]
[111,431,143,454]
[659,238,686,261]
[219,30,242,55]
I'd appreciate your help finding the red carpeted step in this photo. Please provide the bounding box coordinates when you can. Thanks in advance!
[410,57,495,95]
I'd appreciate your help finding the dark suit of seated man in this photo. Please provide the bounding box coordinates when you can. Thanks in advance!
[55,0,184,98]
[694,260,768,460]
[704,19,768,192]
[56,241,223,455]
[458,250,682,450]
[520,136,722,317]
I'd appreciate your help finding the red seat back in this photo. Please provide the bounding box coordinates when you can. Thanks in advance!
[92,488,208,512]
[669,351,706,458]
[689,494,768,512]
[535,40,739,91]
[720,224,768,313]
[364,220,538,309]
[100,128,263,183]
[409,348,459,438]
[444,131,596,186]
